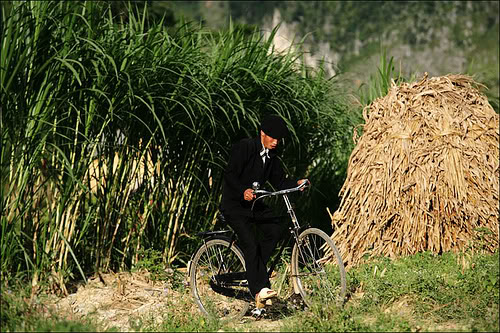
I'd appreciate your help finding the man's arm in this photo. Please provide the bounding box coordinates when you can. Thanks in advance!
[268,157,298,190]
[268,157,310,191]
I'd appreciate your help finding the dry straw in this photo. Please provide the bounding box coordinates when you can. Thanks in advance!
[330,74,499,268]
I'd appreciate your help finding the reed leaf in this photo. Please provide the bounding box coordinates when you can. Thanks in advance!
[2,0,354,291]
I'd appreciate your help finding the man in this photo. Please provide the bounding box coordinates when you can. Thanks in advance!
[221,114,308,308]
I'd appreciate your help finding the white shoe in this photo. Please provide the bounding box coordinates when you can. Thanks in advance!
[257,287,277,300]
[255,287,277,308]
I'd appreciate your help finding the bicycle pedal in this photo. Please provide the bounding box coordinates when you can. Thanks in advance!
[251,307,266,317]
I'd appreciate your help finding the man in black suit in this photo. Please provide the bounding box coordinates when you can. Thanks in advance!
[221,114,308,307]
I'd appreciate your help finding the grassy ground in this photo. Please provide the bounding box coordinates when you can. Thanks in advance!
[1,250,498,332]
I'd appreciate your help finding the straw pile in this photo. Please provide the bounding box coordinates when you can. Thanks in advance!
[330,74,499,268]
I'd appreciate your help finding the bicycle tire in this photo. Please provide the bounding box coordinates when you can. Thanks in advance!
[291,227,347,308]
[189,237,250,320]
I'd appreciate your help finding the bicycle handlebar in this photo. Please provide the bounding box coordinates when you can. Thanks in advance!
[252,179,310,199]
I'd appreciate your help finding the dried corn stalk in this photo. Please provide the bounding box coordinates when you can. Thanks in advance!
[331,74,499,268]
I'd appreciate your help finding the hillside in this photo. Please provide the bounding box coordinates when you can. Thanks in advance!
[164,1,499,107]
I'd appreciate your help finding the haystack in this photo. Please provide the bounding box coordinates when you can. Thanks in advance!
[330,74,499,268]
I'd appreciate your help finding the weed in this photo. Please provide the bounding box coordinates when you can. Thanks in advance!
[285,250,498,332]
[2,250,498,332]
[0,283,111,332]
[152,297,221,332]
[282,303,370,332]
[132,248,186,292]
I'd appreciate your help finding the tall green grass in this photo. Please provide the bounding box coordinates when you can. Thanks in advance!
[1,0,353,290]
[356,49,418,108]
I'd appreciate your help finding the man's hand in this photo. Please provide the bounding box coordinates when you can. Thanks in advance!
[297,179,310,191]
[244,188,256,201]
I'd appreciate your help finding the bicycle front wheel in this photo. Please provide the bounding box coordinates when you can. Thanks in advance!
[291,227,347,308]
[189,238,250,320]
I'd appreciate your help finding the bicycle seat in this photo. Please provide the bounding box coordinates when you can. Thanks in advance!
[196,212,234,238]
[196,230,233,238]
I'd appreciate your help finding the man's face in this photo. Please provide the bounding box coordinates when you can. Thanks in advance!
[260,130,280,150]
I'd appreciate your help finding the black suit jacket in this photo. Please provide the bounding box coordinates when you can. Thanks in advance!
[221,136,296,218]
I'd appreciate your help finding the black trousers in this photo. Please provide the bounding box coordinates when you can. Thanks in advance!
[226,214,286,297]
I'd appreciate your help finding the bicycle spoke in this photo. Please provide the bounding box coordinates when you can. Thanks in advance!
[190,238,250,320]
[292,228,347,308]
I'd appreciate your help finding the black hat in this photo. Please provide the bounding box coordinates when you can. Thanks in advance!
[260,115,289,139]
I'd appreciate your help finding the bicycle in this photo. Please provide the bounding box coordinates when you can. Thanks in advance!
[187,180,347,321]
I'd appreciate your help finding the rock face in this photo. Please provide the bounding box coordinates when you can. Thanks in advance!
[257,2,499,97]
[262,8,339,78]
[330,74,499,268]
[172,2,499,104]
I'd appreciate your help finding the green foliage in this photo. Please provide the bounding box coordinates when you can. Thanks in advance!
[0,283,114,332]
[32,320,114,332]
[132,248,186,291]
[282,251,499,332]
[176,2,498,65]
[357,51,398,107]
[356,49,420,107]
[177,1,499,114]
[2,250,498,332]
[156,311,221,332]
[350,251,499,331]
[132,249,166,279]
[282,303,371,332]
[127,297,222,332]
[1,0,352,288]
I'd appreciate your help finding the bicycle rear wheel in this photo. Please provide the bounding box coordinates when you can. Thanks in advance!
[291,227,347,308]
[189,237,250,320]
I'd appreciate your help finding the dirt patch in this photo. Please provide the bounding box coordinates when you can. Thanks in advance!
[47,271,178,331]
[46,270,295,332]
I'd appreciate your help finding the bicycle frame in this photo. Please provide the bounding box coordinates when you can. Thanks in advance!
[189,180,348,317]
[244,181,311,278]
[192,181,310,288]
[264,192,309,277]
